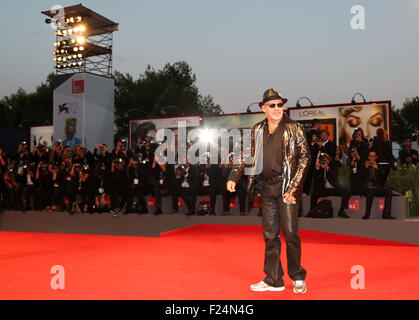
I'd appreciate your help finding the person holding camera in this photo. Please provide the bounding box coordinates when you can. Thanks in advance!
[77,164,98,213]
[174,158,198,215]
[61,159,78,214]
[12,141,33,175]
[109,157,129,215]
[304,119,322,195]
[3,167,21,210]
[149,155,177,215]
[0,147,8,210]
[35,161,53,211]
[126,156,151,214]
[371,128,396,182]
[310,153,351,218]
[361,150,395,219]
[347,128,370,195]
[49,139,64,163]
[112,138,133,167]
[399,139,418,166]
[18,161,37,211]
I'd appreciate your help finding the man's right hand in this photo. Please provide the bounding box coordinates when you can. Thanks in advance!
[226,180,236,193]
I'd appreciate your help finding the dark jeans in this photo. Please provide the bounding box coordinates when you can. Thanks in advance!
[364,188,393,217]
[261,181,306,287]
[310,186,351,214]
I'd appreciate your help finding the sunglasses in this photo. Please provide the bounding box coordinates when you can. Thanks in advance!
[267,103,284,109]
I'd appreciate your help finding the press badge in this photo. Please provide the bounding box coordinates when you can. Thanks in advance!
[134,178,139,185]
[99,188,104,194]
[159,179,164,185]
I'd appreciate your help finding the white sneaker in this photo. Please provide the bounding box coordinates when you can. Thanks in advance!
[250,281,285,292]
[293,280,307,294]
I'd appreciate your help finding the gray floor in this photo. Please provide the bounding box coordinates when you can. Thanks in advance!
[1,210,418,244]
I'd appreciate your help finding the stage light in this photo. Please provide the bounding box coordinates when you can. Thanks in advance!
[53,51,57,55]
[72,54,77,59]
[73,47,79,52]
[53,57,57,62]
[71,39,76,44]
[296,97,314,107]
[76,37,85,44]
[77,53,83,58]
[57,57,62,62]
[73,62,77,66]
[79,46,84,51]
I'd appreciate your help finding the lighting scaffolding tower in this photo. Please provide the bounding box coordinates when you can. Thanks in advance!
[42,3,118,78]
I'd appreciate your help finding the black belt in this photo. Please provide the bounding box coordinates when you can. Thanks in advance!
[263,175,283,185]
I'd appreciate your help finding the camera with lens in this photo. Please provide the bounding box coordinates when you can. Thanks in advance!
[314,133,322,143]
[319,153,328,166]
[82,164,90,173]
[352,128,362,140]
[114,158,124,169]
[349,140,359,154]
[177,164,187,176]
[51,162,59,170]
[120,138,128,151]
[21,141,28,151]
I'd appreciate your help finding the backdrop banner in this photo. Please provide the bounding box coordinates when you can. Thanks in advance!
[288,101,391,147]
[29,125,54,151]
[53,73,114,150]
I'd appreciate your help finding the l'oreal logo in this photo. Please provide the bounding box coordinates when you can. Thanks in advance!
[299,110,326,117]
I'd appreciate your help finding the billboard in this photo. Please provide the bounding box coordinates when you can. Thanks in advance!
[129,115,201,149]
[288,101,391,147]
[29,125,54,151]
[53,73,115,150]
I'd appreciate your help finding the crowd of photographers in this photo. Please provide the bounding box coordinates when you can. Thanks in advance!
[305,120,418,219]
[0,122,418,218]
[0,137,248,216]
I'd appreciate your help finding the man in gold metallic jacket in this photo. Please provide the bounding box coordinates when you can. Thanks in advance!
[227,88,310,294]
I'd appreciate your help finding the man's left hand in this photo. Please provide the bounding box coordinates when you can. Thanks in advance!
[284,192,296,204]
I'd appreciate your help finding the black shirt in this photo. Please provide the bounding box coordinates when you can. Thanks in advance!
[261,117,285,179]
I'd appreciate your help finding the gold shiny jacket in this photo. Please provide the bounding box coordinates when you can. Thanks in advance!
[228,114,311,201]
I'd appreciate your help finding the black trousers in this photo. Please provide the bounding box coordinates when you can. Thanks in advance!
[364,188,393,217]
[261,181,306,287]
[310,186,351,213]
[127,186,150,212]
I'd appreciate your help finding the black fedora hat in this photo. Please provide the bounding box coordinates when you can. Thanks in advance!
[259,88,288,107]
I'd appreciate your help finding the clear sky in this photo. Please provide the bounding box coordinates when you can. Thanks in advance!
[0,0,418,113]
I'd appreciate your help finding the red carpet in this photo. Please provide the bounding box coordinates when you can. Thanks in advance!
[0,225,418,300]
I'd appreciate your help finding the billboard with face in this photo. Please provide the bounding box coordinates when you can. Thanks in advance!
[288,101,391,148]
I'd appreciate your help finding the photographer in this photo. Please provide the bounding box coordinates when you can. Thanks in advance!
[61,159,78,214]
[3,167,21,210]
[93,144,112,213]
[73,145,96,169]
[0,147,8,209]
[174,158,199,215]
[195,154,218,216]
[149,155,177,215]
[304,119,322,194]
[49,161,63,212]
[109,157,129,215]
[18,161,37,211]
[126,156,151,214]
[399,139,418,166]
[319,129,336,160]
[35,161,53,211]
[361,150,395,219]
[348,128,370,195]
[371,128,396,182]
[309,152,351,218]
[78,164,98,213]
[49,139,64,163]
[12,141,33,174]
[112,138,133,166]
[33,144,50,164]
